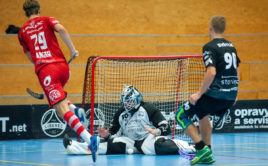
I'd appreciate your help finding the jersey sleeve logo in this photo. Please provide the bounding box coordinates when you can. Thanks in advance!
[203,51,213,66]
[49,90,61,102]
[205,58,213,66]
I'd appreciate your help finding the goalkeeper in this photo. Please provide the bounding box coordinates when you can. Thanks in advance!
[63,85,195,155]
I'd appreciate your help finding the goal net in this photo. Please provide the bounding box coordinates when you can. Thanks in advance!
[82,55,205,142]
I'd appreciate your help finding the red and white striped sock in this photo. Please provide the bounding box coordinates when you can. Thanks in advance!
[67,101,76,113]
[63,111,91,145]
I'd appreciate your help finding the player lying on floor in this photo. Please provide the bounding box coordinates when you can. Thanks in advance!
[63,85,195,155]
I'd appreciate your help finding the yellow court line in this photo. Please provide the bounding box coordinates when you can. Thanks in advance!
[0,160,53,166]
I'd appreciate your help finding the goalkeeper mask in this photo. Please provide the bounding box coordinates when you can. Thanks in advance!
[120,85,142,112]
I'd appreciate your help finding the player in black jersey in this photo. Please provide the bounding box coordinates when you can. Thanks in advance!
[63,85,195,155]
[175,15,240,165]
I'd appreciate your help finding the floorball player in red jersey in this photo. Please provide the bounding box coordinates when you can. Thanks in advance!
[18,0,99,162]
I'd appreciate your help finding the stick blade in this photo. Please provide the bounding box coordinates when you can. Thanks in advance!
[179,149,196,161]
[26,88,44,99]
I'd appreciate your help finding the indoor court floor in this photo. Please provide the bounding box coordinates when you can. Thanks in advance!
[1,132,268,166]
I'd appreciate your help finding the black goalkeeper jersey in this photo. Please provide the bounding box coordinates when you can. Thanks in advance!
[203,38,240,100]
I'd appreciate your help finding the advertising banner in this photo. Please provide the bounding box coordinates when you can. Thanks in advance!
[213,100,268,133]
[31,105,68,139]
[1,100,268,140]
[0,105,78,140]
[0,105,33,139]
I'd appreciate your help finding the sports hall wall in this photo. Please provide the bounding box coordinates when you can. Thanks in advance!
[0,0,268,106]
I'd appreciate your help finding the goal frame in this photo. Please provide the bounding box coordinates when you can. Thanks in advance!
[82,55,203,137]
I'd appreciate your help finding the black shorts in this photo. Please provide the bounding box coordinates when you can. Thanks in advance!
[184,94,235,120]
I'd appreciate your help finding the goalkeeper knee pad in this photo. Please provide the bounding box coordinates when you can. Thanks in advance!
[175,105,193,131]
[106,138,126,154]
[155,137,178,155]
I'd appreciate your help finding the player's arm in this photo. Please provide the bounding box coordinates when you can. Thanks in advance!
[234,51,241,105]
[97,107,122,138]
[234,65,240,105]
[144,103,171,136]
[18,31,33,63]
[190,66,216,105]
[199,66,216,95]
[54,24,78,59]
[189,45,216,105]
[109,109,122,135]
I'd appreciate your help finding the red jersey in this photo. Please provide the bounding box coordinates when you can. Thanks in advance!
[18,17,66,74]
